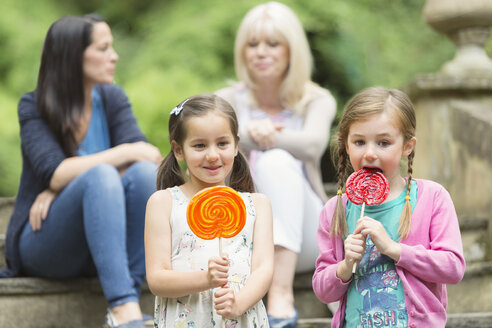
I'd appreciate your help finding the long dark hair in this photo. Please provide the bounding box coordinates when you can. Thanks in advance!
[157,94,255,193]
[36,14,104,156]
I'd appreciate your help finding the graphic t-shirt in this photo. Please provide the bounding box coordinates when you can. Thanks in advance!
[343,180,417,328]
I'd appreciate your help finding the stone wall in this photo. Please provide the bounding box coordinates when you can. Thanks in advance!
[406,75,492,221]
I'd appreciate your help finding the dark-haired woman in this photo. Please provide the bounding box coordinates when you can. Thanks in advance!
[1,15,161,328]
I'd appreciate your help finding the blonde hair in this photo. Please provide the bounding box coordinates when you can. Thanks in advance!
[234,1,313,113]
[331,87,416,239]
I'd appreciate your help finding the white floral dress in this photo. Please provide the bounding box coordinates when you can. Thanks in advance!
[154,186,269,328]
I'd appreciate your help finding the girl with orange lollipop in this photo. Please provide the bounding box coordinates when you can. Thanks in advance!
[312,87,465,328]
[145,95,273,327]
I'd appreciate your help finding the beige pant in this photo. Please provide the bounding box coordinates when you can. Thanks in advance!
[253,149,323,273]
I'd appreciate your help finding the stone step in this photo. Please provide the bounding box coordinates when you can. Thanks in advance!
[447,261,492,313]
[0,273,489,328]
[0,274,324,328]
[0,197,15,233]
[459,217,490,263]
[297,318,331,327]
[447,312,492,328]
[0,277,155,328]
[0,263,489,327]
[293,272,332,319]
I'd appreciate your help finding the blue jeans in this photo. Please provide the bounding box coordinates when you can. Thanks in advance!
[19,162,157,308]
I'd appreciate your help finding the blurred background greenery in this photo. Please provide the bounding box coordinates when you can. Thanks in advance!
[0,0,464,196]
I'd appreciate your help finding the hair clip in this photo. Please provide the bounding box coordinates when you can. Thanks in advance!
[405,195,411,201]
[170,98,190,116]
[337,189,343,195]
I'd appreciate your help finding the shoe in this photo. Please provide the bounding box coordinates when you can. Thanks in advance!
[103,309,146,328]
[142,313,154,326]
[267,308,298,328]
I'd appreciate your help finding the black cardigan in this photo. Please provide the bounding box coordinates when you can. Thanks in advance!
[1,84,147,277]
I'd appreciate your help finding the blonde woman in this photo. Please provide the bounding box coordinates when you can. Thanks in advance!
[216,2,336,326]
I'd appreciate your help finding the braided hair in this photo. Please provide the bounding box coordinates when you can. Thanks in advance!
[330,87,416,239]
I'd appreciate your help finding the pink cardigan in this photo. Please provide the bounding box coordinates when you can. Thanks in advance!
[312,179,465,328]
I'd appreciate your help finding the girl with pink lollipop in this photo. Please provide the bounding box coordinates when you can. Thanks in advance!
[312,87,465,328]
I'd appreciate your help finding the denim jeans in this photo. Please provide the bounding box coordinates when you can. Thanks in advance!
[19,161,157,308]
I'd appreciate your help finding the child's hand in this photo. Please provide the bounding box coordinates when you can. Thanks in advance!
[354,217,401,261]
[214,286,239,319]
[344,233,366,267]
[336,233,366,281]
[207,254,229,288]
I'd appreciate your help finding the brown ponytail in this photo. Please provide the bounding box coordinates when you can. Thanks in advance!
[330,134,349,237]
[156,152,185,190]
[229,150,255,193]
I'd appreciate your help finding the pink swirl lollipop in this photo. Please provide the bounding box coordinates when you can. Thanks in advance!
[345,168,389,206]
[345,168,389,272]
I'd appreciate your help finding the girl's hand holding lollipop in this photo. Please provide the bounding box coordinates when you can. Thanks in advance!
[207,255,229,289]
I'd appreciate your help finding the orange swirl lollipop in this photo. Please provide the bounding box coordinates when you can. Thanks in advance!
[187,185,246,242]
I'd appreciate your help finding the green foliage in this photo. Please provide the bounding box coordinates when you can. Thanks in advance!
[0,0,460,195]
[0,88,21,196]
[0,0,73,196]
[0,0,69,96]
